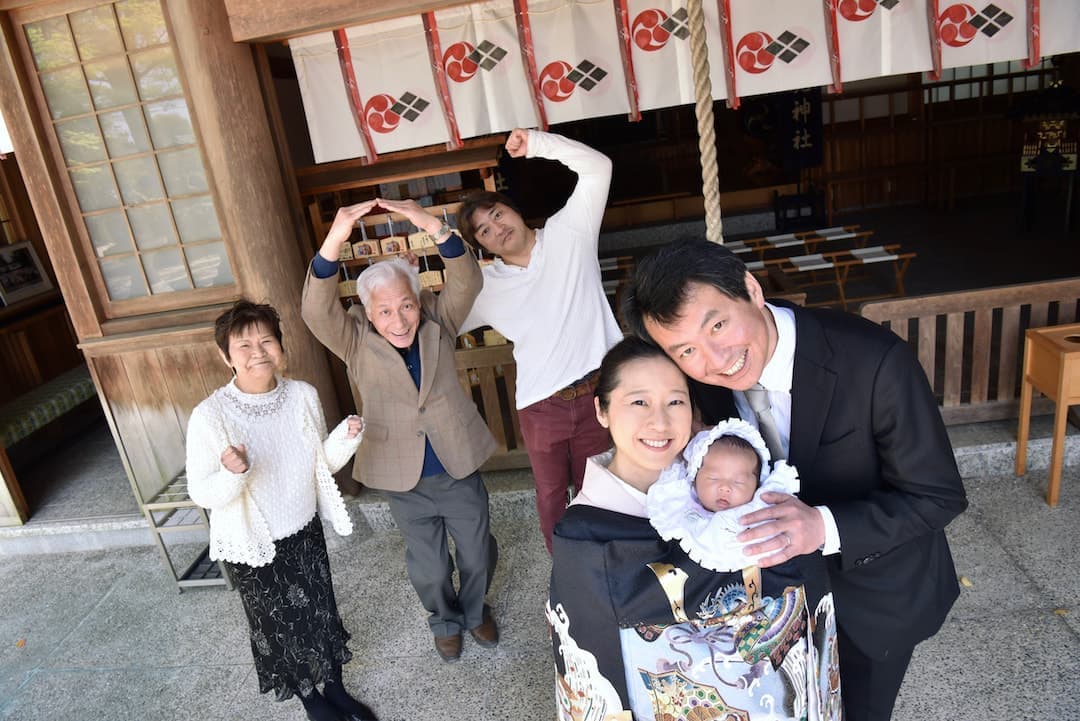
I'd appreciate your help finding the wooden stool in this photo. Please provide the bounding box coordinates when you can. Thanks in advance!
[1016,322,1080,506]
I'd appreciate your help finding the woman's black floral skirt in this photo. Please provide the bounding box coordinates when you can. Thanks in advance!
[225,515,352,701]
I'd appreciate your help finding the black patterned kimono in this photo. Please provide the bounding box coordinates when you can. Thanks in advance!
[548,505,842,721]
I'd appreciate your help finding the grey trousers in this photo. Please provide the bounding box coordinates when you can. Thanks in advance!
[385,470,496,637]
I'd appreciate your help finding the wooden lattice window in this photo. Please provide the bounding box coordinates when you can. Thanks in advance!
[16,0,235,316]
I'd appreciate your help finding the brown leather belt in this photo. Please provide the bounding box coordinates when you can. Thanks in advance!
[551,369,601,401]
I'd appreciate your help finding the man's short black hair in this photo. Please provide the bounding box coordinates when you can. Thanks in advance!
[621,238,751,343]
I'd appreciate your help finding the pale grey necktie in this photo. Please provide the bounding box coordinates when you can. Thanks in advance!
[744,383,786,461]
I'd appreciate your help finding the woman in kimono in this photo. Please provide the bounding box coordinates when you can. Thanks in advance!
[547,337,841,721]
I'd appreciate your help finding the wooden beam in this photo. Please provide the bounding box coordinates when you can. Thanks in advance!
[224,0,475,43]
[297,142,502,196]
[79,323,217,357]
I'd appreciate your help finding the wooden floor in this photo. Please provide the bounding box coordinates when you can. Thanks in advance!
[835,192,1080,303]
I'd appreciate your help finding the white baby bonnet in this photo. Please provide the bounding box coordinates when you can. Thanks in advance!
[646,418,800,572]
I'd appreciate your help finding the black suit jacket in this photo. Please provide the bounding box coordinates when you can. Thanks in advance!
[690,301,968,660]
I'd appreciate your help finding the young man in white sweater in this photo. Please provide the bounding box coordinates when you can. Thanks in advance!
[459,129,622,551]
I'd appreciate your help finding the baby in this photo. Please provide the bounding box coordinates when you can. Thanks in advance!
[693,433,761,512]
[647,418,801,572]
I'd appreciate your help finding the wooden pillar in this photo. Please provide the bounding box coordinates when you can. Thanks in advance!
[166,0,340,418]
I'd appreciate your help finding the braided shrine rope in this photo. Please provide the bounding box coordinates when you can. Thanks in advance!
[687,0,723,244]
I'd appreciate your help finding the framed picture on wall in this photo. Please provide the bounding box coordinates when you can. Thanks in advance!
[0,241,52,306]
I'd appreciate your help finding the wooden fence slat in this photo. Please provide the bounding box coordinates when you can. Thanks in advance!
[1057,298,1078,324]
[501,363,524,446]
[891,317,908,343]
[917,315,937,389]
[997,305,1020,400]
[969,308,992,404]
[943,312,963,406]
[1030,301,1049,330]
[477,368,506,451]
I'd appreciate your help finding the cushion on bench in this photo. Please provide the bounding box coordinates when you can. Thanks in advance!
[0,365,97,447]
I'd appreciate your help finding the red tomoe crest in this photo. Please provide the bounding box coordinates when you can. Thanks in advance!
[364,94,400,133]
[632,9,671,52]
[938,4,979,47]
[838,0,878,22]
[443,42,479,83]
[539,61,576,102]
[736,32,775,74]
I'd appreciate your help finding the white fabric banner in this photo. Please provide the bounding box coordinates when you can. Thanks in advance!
[289,0,1079,162]
[290,32,368,164]
[342,17,450,155]
[836,0,933,83]
[728,0,833,99]
[432,2,539,138]
[1040,0,1080,57]
[625,0,727,111]
[526,0,631,125]
[937,0,1027,69]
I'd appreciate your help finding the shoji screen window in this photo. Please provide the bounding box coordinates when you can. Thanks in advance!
[20,0,234,314]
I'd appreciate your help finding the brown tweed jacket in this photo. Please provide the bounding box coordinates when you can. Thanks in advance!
[301,252,496,492]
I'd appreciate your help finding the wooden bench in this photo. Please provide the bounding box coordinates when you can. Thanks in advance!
[860,277,1080,424]
[0,364,99,525]
[726,226,870,261]
[752,243,915,310]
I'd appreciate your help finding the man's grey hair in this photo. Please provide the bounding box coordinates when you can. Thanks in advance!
[355,257,420,306]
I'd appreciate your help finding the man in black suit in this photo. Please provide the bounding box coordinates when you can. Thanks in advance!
[622,238,968,721]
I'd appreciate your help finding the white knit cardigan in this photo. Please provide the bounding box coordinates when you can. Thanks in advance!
[185,377,360,567]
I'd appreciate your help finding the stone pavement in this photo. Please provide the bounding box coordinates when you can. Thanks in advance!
[1,438,1079,719]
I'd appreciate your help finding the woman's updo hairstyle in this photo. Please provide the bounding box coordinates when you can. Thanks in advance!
[594,336,688,412]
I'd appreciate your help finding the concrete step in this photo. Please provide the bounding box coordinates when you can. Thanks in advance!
[949,413,1080,479]
[2,414,1077,557]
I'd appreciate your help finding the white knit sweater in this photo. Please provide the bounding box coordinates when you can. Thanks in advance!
[186,377,360,567]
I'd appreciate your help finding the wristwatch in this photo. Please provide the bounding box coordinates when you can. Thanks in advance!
[433,222,453,241]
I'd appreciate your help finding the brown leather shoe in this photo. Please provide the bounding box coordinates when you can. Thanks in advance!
[469,605,499,648]
[434,632,462,662]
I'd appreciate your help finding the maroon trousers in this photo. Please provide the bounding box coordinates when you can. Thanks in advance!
[518,391,611,552]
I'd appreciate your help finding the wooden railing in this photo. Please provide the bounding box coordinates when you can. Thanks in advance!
[860,277,1080,424]
[456,343,530,471]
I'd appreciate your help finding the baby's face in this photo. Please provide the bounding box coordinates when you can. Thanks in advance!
[694,446,759,511]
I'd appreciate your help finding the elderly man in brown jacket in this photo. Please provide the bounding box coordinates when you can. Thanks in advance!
[302,198,498,663]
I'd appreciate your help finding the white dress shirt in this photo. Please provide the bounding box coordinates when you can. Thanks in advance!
[734,303,842,555]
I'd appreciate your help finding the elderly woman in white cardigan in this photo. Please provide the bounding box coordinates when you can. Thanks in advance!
[186,300,377,721]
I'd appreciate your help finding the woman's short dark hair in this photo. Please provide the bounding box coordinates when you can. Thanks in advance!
[214,300,283,360]
[710,434,763,480]
[457,190,524,248]
[621,238,751,343]
[594,336,689,412]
